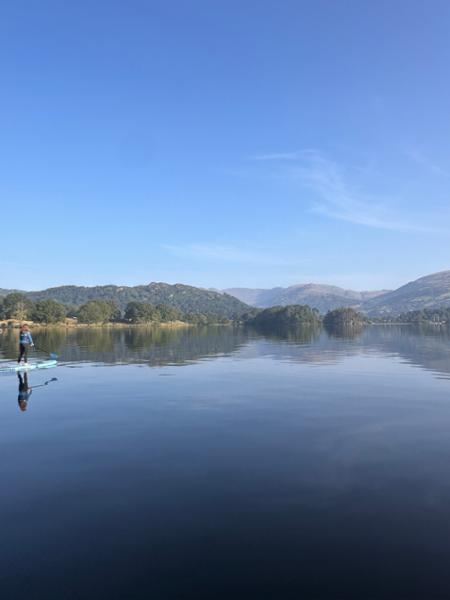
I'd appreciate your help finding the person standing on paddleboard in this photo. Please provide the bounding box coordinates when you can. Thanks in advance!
[17,324,34,365]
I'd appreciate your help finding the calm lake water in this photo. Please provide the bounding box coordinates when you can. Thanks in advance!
[2,324,450,599]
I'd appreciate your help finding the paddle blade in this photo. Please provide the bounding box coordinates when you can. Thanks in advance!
[49,352,58,360]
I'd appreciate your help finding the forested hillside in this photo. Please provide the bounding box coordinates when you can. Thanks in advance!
[6,283,250,318]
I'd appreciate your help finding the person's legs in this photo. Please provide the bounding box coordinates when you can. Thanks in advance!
[17,344,27,363]
[23,345,28,363]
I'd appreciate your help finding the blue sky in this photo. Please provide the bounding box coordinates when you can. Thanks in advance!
[1,0,450,291]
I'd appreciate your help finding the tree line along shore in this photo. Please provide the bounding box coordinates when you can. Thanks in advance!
[0,293,231,327]
[1,292,450,329]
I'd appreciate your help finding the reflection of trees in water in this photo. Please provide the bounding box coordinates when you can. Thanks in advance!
[242,324,450,376]
[0,326,249,366]
[2,324,450,376]
[359,325,450,376]
[244,329,361,366]
[248,324,321,344]
[324,323,363,340]
[259,325,450,375]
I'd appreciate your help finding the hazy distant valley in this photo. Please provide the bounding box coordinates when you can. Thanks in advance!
[225,271,450,315]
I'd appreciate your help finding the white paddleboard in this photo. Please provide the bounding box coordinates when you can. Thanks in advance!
[0,360,57,373]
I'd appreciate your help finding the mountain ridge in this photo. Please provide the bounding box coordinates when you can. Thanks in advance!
[225,271,450,315]
[3,270,450,317]
[0,283,250,318]
[362,270,450,315]
[224,284,390,313]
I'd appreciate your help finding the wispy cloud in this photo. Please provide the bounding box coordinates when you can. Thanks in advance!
[253,149,434,232]
[295,152,424,231]
[250,151,305,161]
[163,243,306,267]
[406,147,450,178]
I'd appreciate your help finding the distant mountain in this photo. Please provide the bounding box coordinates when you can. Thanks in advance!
[2,283,250,318]
[0,288,20,296]
[4,270,450,318]
[223,288,282,307]
[363,271,450,316]
[224,285,389,313]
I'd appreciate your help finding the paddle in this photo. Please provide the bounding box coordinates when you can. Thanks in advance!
[33,345,58,360]
[31,377,58,389]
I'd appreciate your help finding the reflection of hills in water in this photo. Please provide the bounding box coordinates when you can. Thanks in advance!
[361,325,450,377]
[0,326,249,367]
[2,325,450,377]
[248,324,450,376]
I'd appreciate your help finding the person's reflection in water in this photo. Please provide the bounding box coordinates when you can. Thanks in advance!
[17,372,32,412]
[16,374,58,412]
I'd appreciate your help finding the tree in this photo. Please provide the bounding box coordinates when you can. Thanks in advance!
[323,307,364,327]
[77,300,119,324]
[124,302,160,323]
[2,293,33,320]
[31,299,66,324]
[155,304,182,322]
[183,313,211,325]
[248,305,321,328]
[104,300,122,322]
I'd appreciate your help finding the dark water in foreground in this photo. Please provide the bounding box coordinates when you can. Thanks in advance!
[2,324,450,599]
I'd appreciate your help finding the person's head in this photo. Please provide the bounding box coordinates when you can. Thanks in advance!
[18,399,28,412]
[21,324,29,332]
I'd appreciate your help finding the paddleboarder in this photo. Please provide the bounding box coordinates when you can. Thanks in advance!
[17,372,32,411]
[17,324,34,365]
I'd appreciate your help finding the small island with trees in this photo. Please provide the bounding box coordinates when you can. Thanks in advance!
[323,307,365,328]
[244,305,321,328]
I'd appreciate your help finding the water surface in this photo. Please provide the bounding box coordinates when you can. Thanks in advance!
[1,325,450,599]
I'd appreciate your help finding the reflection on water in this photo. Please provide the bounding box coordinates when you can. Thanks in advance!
[246,323,321,344]
[0,325,249,367]
[2,323,450,377]
[17,372,31,411]
[324,322,363,339]
[2,324,450,598]
[15,372,58,412]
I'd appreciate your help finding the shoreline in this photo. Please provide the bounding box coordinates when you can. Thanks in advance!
[1,320,448,332]
[0,319,193,330]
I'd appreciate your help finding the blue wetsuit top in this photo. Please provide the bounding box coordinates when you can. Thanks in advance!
[19,331,33,345]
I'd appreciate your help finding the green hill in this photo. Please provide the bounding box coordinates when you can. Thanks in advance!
[18,282,249,318]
